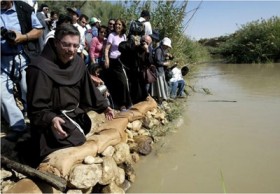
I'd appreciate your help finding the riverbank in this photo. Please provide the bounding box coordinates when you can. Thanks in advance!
[1,96,187,193]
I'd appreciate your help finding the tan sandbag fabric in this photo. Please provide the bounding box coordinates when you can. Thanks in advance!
[93,117,128,134]
[115,109,143,122]
[4,178,60,193]
[38,140,98,178]
[88,128,123,154]
[130,96,157,114]
[129,109,144,121]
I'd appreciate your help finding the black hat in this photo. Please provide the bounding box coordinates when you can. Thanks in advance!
[151,29,160,41]
[56,14,72,26]
[67,7,81,17]
[39,4,48,11]
[181,66,189,76]
[40,4,48,8]
[141,10,150,18]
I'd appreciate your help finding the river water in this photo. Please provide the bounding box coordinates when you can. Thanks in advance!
[128,62,280,193]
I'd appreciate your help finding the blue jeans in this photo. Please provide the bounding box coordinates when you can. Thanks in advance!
[1,53,28,131]
[84,54,90,66]
[170,80,185,98]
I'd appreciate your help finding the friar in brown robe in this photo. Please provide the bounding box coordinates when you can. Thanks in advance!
[26,24,114,162]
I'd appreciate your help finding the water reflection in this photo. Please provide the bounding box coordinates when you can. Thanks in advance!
[128,63,280,193]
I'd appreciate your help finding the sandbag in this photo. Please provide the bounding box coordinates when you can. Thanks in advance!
[4,178,60,194]
[38,140,98,178]
[93,118,128,134]
[88,128,125,154]
[130,96,157,114]
[114,109,143,122]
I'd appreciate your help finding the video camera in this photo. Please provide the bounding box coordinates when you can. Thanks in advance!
[1,27,16,41]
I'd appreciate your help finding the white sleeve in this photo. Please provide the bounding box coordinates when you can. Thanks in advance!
[44,30,55,46]
[144,22,153,35]
[79,27,86,53]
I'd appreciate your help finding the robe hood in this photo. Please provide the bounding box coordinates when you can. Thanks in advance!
[29,39,85,85]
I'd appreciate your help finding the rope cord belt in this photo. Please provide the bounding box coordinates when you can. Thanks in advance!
[61,107,85,136]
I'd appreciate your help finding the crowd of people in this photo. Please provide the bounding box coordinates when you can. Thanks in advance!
[1,1,188,162]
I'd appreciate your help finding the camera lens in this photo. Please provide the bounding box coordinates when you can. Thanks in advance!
[1,27,16,41]
[7,31,16,40]
[1,27,8,36]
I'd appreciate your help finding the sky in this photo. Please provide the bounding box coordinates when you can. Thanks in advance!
[184,0,280,40]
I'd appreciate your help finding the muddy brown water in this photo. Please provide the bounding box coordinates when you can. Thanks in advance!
[128,62,280,193]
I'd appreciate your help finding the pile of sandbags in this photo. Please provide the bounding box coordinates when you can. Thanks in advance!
[3,96,170,193]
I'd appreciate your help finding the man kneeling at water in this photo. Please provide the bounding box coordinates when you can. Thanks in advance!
[169,65,189,98]
[26,23,114,162]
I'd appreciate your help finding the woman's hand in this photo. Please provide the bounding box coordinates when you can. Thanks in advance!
[51,117,68,138]
[104,107,114,120]
[91,58,96,64]
[104,58,109,69]
[104,43,111,69]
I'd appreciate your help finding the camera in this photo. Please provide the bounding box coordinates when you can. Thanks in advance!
[165,53,174,60]
[140,40,147,46]
[1,27,16,41]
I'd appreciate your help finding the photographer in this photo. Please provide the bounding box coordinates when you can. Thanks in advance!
[1,0,43,142]
[150,37,173,105]
[118,35,152,104]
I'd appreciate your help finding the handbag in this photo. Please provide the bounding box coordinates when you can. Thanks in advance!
[143,65,157,83]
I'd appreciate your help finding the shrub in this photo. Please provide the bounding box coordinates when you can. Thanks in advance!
[218,16,280,63]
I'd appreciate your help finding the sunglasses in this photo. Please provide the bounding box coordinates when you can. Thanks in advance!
[109,23,115,25]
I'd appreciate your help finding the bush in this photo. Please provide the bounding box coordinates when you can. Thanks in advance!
[218,16,280,63]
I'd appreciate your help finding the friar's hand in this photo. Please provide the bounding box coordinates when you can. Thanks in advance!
[51,117,68,138]
[104,107,114,120]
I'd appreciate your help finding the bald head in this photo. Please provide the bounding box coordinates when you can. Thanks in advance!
[142,35,152,46]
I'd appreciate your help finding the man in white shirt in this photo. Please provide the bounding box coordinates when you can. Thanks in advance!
[36,3,50,50]
[67,7,86,59]
[138,10,153,35]
[169,66,187,98]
